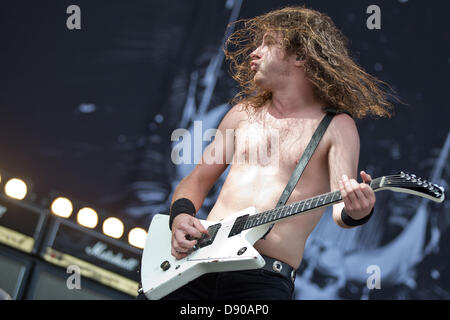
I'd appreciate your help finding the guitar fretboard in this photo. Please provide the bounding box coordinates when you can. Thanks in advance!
[241,190,342,231]
[225,177,383,238]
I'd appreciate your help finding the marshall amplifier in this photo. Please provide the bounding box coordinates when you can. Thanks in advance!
[24,261,133,300]
[40,216,142,297]
[0,195,49,254]
[0,246,33,299]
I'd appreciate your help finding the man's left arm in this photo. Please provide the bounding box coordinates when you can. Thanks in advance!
[327,114,376,228]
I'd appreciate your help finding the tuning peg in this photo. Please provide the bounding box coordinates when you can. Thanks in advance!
[433,183,441,189]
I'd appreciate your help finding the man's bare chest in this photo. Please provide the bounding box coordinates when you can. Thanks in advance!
[233,118,330,171]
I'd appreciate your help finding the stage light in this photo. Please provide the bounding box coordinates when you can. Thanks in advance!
[50,197,73,218]
[102,217,124,239]
[77,207,98,229]
[4,178,28,200]
[128,227,147,249]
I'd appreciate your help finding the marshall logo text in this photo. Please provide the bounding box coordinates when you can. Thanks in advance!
[85,241,139,271]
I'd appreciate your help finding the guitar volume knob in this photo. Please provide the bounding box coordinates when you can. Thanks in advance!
[160,260,171,271]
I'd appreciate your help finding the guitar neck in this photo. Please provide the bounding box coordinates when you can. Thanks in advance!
[238,177,384,231]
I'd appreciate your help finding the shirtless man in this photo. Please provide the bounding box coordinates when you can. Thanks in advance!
[165,6,393,300]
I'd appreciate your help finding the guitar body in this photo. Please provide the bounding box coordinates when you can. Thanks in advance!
[141,207,269,300]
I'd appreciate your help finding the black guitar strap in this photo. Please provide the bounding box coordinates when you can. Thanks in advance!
[261,110,336,239]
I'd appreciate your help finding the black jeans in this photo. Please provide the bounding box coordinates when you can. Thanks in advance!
[137,267,295,300]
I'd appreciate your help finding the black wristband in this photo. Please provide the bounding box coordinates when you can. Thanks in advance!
[341,206,374,227]
[169,198,196,230]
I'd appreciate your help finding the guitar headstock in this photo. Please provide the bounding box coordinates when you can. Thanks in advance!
[374,171,445,203]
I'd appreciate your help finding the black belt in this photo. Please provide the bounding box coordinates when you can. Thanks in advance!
[260,255,296,283]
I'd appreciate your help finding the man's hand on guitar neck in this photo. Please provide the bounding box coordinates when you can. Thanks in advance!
[338,170,376,220]
[171,214,209,260]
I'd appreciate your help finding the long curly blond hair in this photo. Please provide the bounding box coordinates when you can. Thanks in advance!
[224,6,395,119]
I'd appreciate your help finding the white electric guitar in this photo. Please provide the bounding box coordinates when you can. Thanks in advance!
[140,172,445,299]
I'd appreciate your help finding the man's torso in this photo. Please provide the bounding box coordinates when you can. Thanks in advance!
[207,105,333,269]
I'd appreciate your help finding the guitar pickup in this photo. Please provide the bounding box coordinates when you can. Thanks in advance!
[228,214,249,237]
[198,223,221,248]
[186,223,221,250]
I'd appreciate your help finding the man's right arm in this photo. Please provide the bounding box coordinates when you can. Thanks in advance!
[170,104,245,259]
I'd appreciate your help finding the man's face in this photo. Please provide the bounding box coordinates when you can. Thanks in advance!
[249,32,294,90]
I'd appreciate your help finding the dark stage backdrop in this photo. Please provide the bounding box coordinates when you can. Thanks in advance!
[0,0,449,299]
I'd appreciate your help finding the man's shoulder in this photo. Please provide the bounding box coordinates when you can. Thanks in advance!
[327,112,359,142]
[218,103,250,130]
[329,111,355,127]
